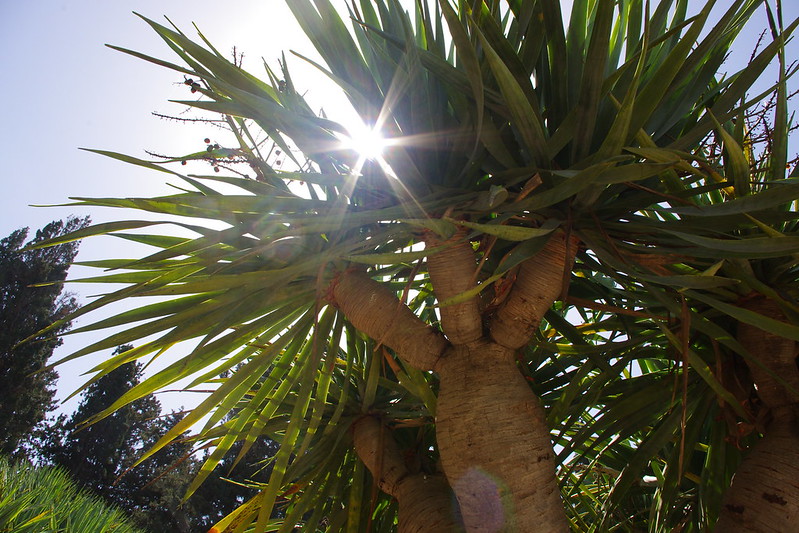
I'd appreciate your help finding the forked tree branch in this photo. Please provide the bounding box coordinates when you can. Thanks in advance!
[351,416,412,497]
[488,232,578,350]
[351,416,461,532]
[330,269,450,371]
[424,230,483,345]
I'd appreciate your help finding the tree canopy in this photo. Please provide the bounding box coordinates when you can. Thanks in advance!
[35,1,798,531]
[0,216,88,457]
[45,349,167,514]
[42,347,279,532]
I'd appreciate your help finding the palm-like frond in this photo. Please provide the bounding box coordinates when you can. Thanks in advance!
[32,1,799,531]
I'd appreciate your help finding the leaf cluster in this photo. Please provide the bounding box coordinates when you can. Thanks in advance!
[34,1,799,531]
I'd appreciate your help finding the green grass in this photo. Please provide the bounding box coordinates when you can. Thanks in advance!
[0,456,144,533]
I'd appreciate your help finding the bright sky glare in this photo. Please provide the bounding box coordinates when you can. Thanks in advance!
[358,134,388,161]
[341,125,388,161]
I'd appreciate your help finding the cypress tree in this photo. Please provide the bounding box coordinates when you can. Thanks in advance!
[0,216,89,456]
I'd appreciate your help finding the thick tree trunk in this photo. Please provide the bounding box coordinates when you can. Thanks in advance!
[714,296,799,532]
[352,416,462,532]
[427,231,573,532]
[330,231,576,532]
[436,341,567,532]
[714,420,799,532]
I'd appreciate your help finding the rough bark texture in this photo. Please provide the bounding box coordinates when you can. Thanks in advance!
[424,230,483,344]
[714,422,799,532]
[735,298,799,413]
[331,269,450,371]
[715,296,799,532]
[333,228,578,531]
[489,233,576,350]
[436,341,568,532]
[352,416,462,532]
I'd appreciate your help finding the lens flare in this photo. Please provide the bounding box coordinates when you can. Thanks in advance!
[340,125,387,161]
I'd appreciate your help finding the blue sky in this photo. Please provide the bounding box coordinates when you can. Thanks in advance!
[1,1,797,415]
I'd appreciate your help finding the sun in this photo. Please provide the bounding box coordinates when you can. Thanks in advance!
[340,123,388,161]
[353,131,386,160]
[335,114,404,181]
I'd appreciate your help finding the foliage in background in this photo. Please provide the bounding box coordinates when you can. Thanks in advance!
[43,347,169,518]
[0,217,88,457]
[0,456,144,533]
[40,346,278,533]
